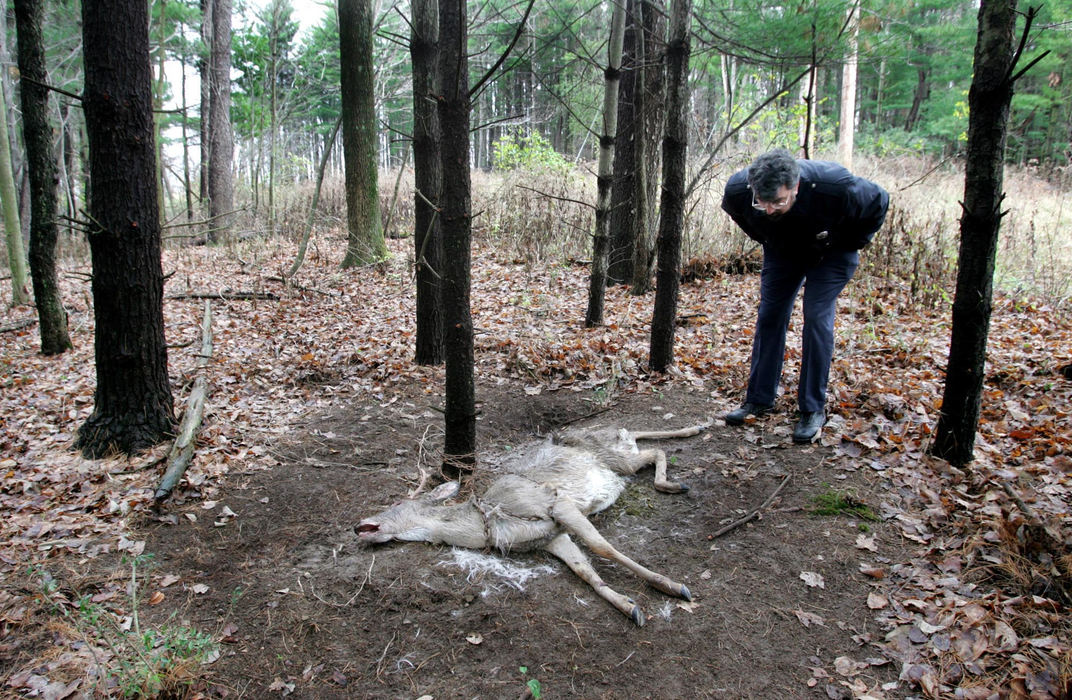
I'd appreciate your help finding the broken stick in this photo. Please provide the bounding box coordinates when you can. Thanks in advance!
[710,474,791,538]
[155,300,213,504]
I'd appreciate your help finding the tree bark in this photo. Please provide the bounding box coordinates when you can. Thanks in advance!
[931,0,1019,466]
[207,0,234,241]
[411,0,444,366]
[438,0,476,475]
[607,0,638,286]
[585,1,627,327]
[837,3,859,169]
[649,0,691,372]
[339,0,387,267]
[630,0,666,295]
[199,0,211,204]
[0,55,28,306]
[14,0,72,353]
[77,0,176,457]
[608,0,666,291]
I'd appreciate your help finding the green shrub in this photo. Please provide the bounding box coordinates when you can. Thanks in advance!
[493,130,569,174]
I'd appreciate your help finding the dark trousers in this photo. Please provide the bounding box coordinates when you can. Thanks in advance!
[744,248,859,413]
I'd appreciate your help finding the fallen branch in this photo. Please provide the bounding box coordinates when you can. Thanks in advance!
[155,300,213,504]
[710,474,791,538]
[264,276,337,297]
[287,115,342,282]
[1001,481,1041,526]
[0,317,36,334]
[167,291,278,301]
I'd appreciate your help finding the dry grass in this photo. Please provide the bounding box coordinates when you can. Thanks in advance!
[31,154,1069,310]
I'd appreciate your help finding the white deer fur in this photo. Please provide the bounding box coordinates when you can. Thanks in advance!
[356,424,706,626]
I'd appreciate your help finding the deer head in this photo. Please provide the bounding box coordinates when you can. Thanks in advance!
[355,481,483,546]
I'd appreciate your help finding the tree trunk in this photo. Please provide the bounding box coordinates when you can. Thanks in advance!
[585,1,627,327]
[14,0,72,354]
[799,62,818,157]
[207,0,234,241]
[152,0,169,223]
[411,0,443,366]
[649,0,691,373]
[199,0,212,206]
[931,0,1018,467]
[607,0,638,286]
[630,0,650,293]
[837,3,858,169]
[180,27,195,223]
[0,56,27,307]
[339,0,387,267]
[438,0,476,475]
[268,6,279,239]
[77,0,176,457]
[904,64,930,132]
[630,0,666,296]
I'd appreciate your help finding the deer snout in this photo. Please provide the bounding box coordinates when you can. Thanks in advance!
[355,520,391,544]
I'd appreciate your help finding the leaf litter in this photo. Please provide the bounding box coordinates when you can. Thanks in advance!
[0,232,1069,697]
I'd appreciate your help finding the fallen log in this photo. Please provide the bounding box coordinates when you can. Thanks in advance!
[167,290,278,301]
[0,317,37,334]
[155,300,213,504]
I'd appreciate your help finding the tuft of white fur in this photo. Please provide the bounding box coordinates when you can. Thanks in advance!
[438,549,558,596]
[654,600,674,621]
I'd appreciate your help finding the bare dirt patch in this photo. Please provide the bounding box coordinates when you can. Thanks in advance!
[141,380,907,698]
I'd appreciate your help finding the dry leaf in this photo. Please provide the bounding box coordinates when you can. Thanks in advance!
[857,565,885,579]
[794,609,826,627]
[866,591,888,609]
[158,574,181,588]
[833,655,866,676]
[854,534,878,552]
[800,571,825,588]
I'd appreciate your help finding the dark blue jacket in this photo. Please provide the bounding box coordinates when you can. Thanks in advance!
[721,159,889,261]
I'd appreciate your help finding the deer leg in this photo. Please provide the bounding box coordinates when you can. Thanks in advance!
[615,449,688,493]
[543,533,646,626]
[550,498,692,602]
[628,425,707,441]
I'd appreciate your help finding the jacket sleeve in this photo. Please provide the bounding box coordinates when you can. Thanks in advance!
[836,177,890,250]
[721,172,766,245]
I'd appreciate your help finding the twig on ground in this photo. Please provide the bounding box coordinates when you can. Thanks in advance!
[710,474,791,538]
[1001,481,1041,525]
[309,555,375,608]
[375,632,397,680]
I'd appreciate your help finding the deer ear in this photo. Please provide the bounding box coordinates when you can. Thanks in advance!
[424,481,460,502]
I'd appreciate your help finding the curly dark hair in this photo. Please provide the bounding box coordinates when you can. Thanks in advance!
[746,148,800,201]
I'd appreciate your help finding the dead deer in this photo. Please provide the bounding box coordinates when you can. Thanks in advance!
[355,423,707,626]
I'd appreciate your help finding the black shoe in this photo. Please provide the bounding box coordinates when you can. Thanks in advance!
[792,411,825,444]
[724,402,774,426]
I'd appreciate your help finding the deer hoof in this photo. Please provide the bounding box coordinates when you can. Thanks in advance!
[630,605,646,627]
[679,584,692,601]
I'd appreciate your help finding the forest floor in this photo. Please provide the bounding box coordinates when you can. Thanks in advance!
[1,233,1070,699]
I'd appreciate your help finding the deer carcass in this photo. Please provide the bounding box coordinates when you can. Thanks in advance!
[355,424,706,626]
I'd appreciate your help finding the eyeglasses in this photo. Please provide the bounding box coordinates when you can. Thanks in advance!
[752,191,792,211]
